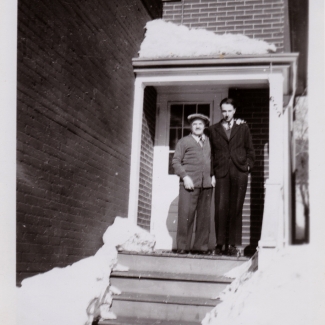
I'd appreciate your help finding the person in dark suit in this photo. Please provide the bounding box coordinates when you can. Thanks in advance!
[208,98,255,256]
[172,114,215,255]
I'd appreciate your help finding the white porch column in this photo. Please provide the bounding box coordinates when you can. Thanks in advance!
[259,73,285,269]
[128,78,145,225]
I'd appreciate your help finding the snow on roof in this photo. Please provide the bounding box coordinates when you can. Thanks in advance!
[138,19,276,59]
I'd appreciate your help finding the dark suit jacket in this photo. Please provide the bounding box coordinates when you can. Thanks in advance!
[207,121,255,178]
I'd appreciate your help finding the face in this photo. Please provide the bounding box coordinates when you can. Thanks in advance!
[221,103,236,122]
[190,119,205,136]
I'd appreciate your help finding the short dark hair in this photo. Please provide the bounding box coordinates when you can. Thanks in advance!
[220,98,237,109]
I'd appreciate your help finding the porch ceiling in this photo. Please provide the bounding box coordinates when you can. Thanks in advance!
[155,81,268,95]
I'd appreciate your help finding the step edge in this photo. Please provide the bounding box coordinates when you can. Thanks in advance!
[111,271,233,284]
[113,292,220,307]
[118,251,249,261]
[98,316,200,325]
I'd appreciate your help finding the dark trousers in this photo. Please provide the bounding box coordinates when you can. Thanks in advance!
[215,160,248,246]
[177,186,212,251]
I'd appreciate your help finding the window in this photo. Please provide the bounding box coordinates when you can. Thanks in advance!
[168,103,211,174]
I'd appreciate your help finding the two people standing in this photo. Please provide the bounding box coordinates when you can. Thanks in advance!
[172,98,255,256]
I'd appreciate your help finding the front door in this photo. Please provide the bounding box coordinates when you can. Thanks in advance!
[151,88,226,250]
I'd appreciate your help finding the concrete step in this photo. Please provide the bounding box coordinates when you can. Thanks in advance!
[99,252,245,325]
[117,252,247,276]
[109,292,218,322]
[111,270,230,299]
[99,316,200,325]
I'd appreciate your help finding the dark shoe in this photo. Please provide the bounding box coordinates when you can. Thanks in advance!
[227,246,239,256]
[211,248,222,256]
[177,249,189,254]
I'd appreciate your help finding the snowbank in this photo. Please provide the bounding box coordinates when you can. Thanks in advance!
[139,19,276,59]
[17,216,155,325]
[202,246,319,325]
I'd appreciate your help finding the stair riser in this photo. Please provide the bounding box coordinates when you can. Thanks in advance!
[111,277,228,299]
[99,318,200,325]
[117,254,245,276]
[111,300,213,322]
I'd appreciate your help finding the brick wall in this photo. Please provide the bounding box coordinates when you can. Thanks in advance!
[137,87,157,230]
[16,0,157,284]
[229,88,269,253]
[163,0,285,52]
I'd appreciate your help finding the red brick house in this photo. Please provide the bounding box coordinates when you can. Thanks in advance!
[14,0,308,285]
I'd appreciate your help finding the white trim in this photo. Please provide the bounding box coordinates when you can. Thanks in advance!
[132,53,299,67]
[127,80,145,225]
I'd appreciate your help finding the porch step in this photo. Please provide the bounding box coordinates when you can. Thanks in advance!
[113,292,218,306]
[116,251,247,276]
[99,316,200,325]
[110,292,217,322]
[111,270,230,299]
[99,252,246,325]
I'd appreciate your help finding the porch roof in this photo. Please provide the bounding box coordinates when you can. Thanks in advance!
[132,53,299,69]
[132,53,299,95]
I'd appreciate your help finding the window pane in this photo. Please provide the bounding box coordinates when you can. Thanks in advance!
[168,102,211,174]
[198,104,210,117]
[168,153,175,175]
[169,128,182,150]
[170,104,183,127]
[183,104,196,127]
[183,128,191,137]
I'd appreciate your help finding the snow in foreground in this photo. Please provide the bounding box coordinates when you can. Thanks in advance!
[139,19,276,59]
[203,246,321,325]
[17,217,155,325]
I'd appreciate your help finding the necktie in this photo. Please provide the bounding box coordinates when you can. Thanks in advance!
[199,137,203,147]
[228,121,231,130]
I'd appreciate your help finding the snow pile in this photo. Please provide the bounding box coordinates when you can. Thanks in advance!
[139,19,276,59]
[224,251,258,279]
[202,246,317,325]
[17,216,156,325]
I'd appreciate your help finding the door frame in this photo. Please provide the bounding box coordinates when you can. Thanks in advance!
[150,89,226,249]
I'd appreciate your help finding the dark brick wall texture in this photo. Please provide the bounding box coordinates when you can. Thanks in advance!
[163,0,286,52]
[16,0,157,284]
[137,87,157,230]
[229,88,269,252]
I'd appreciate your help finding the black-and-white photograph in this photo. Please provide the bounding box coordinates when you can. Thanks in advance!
[0,1,324,325]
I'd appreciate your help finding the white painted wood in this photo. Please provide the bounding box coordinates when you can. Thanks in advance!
[268,73,285,184]
[283,105,290,247]
[259,73,287,267]
[127,80,145,225]
[132,54,299,68]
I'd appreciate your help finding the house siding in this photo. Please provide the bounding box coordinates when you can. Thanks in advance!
[16,0,157,284]
[163,0,285,52]
[137,87,157,230]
